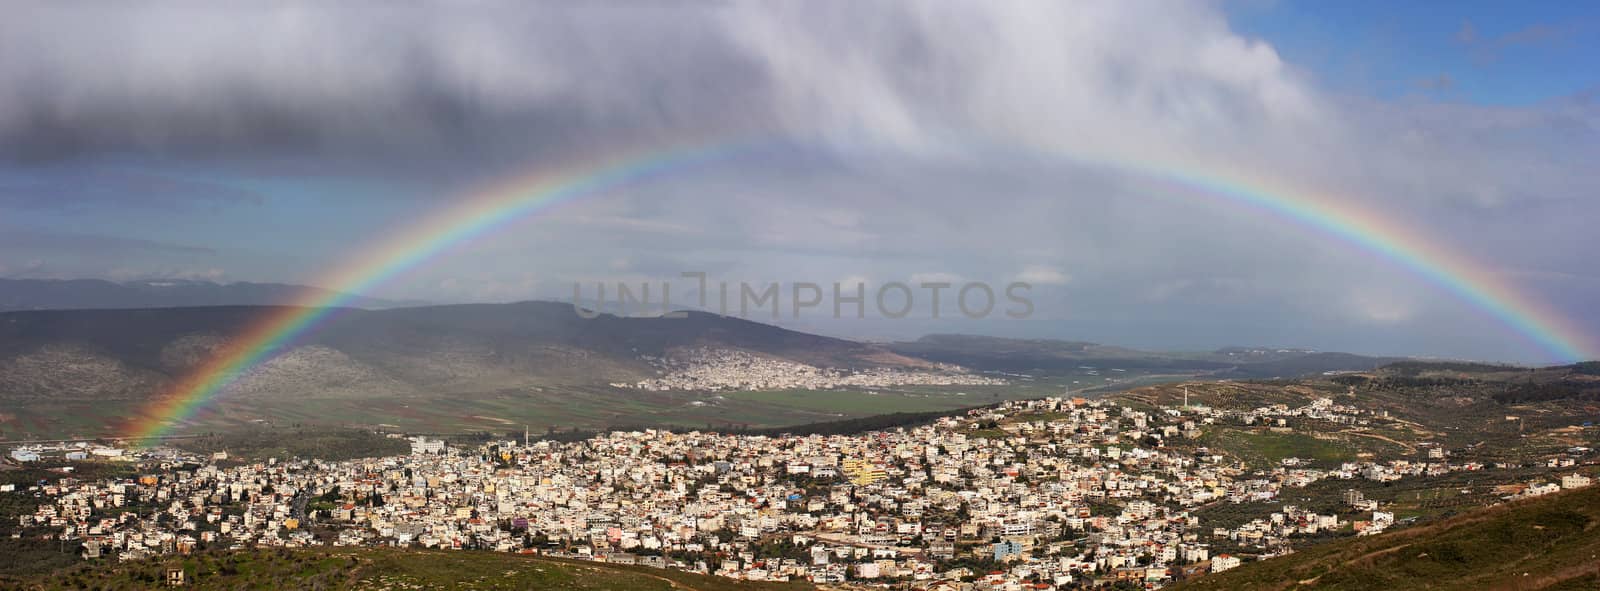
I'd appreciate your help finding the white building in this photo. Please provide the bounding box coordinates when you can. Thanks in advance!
[1212,554,1242,572]
[410,437,446,455]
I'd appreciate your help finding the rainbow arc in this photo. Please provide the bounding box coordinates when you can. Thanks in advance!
[121,138,1595,441]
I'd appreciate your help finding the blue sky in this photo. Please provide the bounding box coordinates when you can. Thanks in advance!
[1,2,1597,363]
[1229,0,1598,105]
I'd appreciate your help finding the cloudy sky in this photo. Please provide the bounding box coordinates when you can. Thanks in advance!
[2,1,1597,362]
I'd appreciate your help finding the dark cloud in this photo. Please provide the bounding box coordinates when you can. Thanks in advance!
[0,2,774,161]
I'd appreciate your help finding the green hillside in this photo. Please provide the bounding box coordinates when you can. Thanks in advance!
[1175,484,1600,590]
[0,301,937,439]
[11,547,813,591]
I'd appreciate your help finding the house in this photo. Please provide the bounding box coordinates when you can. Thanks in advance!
[1212,554,1241,572]
[1520,482,1561,498]
[993,540,1024,562]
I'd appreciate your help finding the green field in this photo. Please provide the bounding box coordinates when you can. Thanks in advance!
[171,427,410,462]
[1196,428,1362,467]
[0,379,1062,441]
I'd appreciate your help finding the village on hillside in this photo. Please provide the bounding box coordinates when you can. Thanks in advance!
[7,389,1595,589]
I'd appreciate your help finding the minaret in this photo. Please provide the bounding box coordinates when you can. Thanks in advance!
[1183,386,1189,409]
[524,424,530,447]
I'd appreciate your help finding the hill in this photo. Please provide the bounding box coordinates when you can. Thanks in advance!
[1216,352,1405,379]
[10,547,813,591]
[889,334,1223,372]
[1121,361,1600,467]
[1174,484,1600,590]
[889,334,1399,377]
[0,278,423,311]
[0,301,891,399]
[0,301,966,438]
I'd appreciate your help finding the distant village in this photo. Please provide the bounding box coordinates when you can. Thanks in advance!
[616,348,1007,392]
[5,392,1594,589]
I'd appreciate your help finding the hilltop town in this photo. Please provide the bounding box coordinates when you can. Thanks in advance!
[7,390,1595,589]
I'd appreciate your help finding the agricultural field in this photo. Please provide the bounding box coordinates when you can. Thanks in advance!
[170,427,410,462]
[1195,428,1369,467]
[0,400,146,441]
[1,380,1063,442]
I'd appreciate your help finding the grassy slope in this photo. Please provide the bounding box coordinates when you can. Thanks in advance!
[1195,428,1358,467]
[11,547,814,591]
[1175,484,1600,591]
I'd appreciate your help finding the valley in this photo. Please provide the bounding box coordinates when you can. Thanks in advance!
[0,302,1389,440]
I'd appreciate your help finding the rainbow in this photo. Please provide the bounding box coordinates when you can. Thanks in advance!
[120,136,765,441]
[122,137,1595,441]
[1141,165,1592,362]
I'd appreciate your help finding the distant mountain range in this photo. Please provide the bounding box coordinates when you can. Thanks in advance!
[0,300,1407,412]
[0,278,425,312]
[888,333,1405,378]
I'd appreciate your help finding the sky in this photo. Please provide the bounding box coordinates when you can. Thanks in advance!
[1,1,1597,363]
